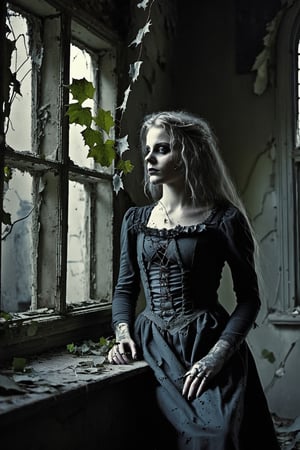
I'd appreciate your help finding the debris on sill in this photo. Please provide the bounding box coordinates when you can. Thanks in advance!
[67,299,110,310]
[0,308,55,324]
[0,339,148,417]
[272,414,300,450]
[0,345,297,450]
[66,337,115,357]
[0,299,110,325]
[0,350,107,403]
[291,307,300,318]
[268,306,300,324]
[0,337,114,399]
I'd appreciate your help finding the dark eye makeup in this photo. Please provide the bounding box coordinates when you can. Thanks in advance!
[144,142,171,156]
[156,142,171,154]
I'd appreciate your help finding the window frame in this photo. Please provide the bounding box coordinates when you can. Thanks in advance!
[294,24,300,308]
[1,0,119,360]
[272,0,300,323]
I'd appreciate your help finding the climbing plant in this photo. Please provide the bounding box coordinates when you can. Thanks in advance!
[66,0,156,194]
[1,0,157,231]
[66,78,134,194]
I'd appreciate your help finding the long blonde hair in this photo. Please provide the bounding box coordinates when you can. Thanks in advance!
[140,111,245,211]
[140,110,262,298]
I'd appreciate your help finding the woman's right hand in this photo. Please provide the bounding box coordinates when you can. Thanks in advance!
[107,323,138,364]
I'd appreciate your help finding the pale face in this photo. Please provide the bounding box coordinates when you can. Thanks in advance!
[144,126,183,186]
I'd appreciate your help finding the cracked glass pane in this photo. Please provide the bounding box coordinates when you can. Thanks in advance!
[66,180,89,304]
[1,170,33,313]
[6,9,32,152]
[69,44,96,168]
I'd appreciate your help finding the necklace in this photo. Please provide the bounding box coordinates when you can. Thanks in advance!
[158,200,213,227]
[159,200,176,225]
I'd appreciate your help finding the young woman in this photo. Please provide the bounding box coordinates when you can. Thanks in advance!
[108,111,279,450]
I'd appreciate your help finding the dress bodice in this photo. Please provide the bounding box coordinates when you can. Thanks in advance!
[142,233,194,320]
[112,203,260,348]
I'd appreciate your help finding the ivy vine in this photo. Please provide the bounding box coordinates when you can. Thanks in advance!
[2,0,156,228]
[66,0,156,194]
[65,78,134,193]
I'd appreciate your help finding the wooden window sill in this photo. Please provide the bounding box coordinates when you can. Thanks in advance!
[0,350,149,426]
[268,312,300,326]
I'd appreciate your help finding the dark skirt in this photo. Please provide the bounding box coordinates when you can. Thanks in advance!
[134,309,279,450]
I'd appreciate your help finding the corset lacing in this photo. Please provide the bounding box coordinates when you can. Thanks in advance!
[143,234,194,322]
[149,263,193,319]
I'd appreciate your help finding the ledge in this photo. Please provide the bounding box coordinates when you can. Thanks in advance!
[0,351,149,427]
[0,306,113,362]
[268,312,300,326]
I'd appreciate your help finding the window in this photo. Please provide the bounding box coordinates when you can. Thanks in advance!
[274,0,300,316]
[1,0,117,353]
[295,34,300,305]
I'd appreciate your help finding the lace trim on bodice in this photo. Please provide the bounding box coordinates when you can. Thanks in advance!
[139,221,208,238]
[131,203,216,238]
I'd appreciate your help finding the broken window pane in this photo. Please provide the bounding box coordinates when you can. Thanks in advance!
[1,170,33,313]
[69,44,96,168]
[66,180,90,304]
[1,4,114,326]
[6,9,32,152]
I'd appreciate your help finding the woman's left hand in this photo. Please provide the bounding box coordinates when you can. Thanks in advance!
[182,339,232,400]
[182,357,214,400]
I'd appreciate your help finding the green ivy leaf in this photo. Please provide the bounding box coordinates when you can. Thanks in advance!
[4,166,12,183]
[113,173,124,194]
[81,342,90,354]
[116,159,134,174]
[261,348,276,364]
[116,135,129,156]
[98,336,116,352]
[66,103,92,127]
[99,337,105,346]
[66,343,76,353]
[0,311,12,321]
[88,139,115,167]
[67,78,95,105]
[81,127,103,148]
[137,0,150,10]
[129,20,152,47]
[128,61,143,83]
[118,85,131,113]
[12,357,27,372]
[93,109,114,135]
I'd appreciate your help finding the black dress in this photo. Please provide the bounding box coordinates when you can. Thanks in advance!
[112,203,279,450]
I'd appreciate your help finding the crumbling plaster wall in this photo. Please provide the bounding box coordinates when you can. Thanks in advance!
[112,0,178,291]
[117,0,178,206]
[170,0,300,419]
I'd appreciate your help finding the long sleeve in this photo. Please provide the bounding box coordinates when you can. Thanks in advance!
[112,207,141,329]
[218,207,261,348]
